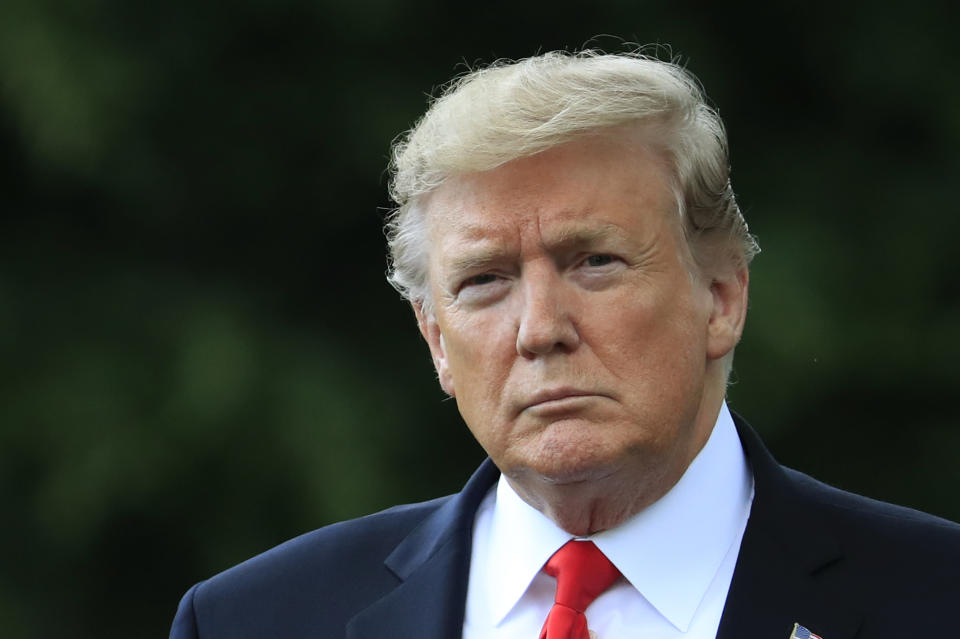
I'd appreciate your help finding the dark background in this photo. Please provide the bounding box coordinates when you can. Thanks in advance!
[1,1,958,636]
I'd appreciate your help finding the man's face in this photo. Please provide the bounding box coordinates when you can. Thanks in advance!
[416,135,745,520]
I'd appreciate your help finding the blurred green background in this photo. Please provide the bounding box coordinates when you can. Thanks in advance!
[1,0,958,636]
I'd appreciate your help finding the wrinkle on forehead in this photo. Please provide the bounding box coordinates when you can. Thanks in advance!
[422,133,684,283]
[440,220,639,273]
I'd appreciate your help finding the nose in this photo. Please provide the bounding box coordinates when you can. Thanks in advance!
[516,267,580,357]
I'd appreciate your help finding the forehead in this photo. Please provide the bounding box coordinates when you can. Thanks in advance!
[421,135,679,260]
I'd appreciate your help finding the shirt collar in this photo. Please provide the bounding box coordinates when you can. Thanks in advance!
[483,402,754,631]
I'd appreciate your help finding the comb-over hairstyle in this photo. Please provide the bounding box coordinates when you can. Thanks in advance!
[386,50,759,306]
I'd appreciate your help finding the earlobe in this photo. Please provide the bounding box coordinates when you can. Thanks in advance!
[706,266,749,361]
[413,302,456,396]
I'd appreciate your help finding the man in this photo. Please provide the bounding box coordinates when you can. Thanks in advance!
[171,51,960,639]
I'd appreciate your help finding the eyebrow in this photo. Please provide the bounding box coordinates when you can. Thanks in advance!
[443,222,630,276]
[545,223,630,251]
[446,247,508,277]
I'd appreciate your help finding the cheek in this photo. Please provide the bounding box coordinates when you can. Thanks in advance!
[444,324,518,456]
[442,313,515,396]
[591,289,705,378]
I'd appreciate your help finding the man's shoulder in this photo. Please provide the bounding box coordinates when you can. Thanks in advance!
[238,496,448,569]
[178,494,455,637]
[736,414,960,614]
[783,465,960,588]
[785,465,960,542]
[736,413,960,559]
[171,459,500,638]
[205,494,452,592]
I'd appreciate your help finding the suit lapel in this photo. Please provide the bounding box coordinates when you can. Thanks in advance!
[717,417,861,639]
[347,459,500,639]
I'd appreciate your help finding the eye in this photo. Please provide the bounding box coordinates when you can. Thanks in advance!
[584,254,616,267]
[455,271,510,305]
[461,273,499,288]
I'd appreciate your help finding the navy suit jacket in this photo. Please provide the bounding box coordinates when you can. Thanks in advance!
[171,417,960,638]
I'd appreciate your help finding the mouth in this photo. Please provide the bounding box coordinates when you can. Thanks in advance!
[521,388,606,413]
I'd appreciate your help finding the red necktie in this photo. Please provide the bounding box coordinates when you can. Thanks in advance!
[539,540,622,639]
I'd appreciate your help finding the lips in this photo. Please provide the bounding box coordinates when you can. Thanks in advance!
[521,388,605,413]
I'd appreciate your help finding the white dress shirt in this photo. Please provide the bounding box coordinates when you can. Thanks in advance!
[462,403,754,639]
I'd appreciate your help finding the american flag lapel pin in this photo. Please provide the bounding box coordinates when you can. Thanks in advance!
[789,622,823,639]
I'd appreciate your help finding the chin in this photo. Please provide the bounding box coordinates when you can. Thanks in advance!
[522,433,624,486]
[535,463,619,486]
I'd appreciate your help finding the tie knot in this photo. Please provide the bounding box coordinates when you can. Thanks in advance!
[543,540,621,613]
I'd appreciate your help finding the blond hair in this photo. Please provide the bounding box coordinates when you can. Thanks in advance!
[386,50,759,305]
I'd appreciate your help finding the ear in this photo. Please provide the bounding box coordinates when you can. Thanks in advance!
[705,264,749,361]
[413,301,456,396]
